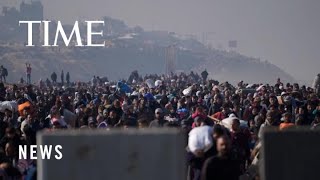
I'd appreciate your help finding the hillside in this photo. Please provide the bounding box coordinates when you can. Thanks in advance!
[0,17,295,84]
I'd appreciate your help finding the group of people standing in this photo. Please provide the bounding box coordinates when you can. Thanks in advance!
[1,63,72,86]
[49,70,70,85]
[0,63,31,85]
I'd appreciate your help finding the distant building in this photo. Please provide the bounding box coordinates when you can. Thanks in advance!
[20,1,43,45]
[20,1,43,20]
[0,1,43,44]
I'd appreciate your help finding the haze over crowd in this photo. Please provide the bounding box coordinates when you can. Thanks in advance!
[40,0,320,84]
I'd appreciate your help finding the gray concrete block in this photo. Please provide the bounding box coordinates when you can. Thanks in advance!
[37,129,186,180]
[261,128,320,180]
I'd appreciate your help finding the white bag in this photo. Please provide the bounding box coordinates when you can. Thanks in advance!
[256,84,265,91]
[145,79,155,88]
[0,101,18,113]
[155,80,162,87]
[188,126,213,153]
[221,114,248,131]
[183,86,193,96]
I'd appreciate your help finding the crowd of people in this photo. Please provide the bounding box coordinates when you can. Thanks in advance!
[0,69,319,180]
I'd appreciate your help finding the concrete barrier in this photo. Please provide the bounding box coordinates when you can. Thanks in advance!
[261,128,320,180]
[37,129,186,180]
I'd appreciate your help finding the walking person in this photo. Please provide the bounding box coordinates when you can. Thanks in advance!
[66,72,70,86]
[26,63,32,84]
[201,69,208,83]
[201,136,241,180]
[51,72,57,84]
[61,70,64,85]
[0,65,8,83]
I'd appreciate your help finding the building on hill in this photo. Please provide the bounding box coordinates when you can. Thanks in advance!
[20,1,43,20]
[0,1,43,44]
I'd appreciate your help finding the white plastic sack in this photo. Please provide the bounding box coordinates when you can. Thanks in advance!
[146,79,155,88]
[155,80,162,87]
[221,114,248,131]
[131,91,139,96]
[164,116,178,122]
[188,126,213,153]
[256,85,265,92]
[246,84,254,88]
[183,86,193,96]
[0,101,18,113]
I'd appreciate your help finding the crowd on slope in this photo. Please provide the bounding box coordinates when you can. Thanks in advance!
[0,70,319,180]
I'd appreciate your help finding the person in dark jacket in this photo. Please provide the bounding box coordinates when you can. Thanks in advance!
[201,136,240,180]
[0,65,8,83]
[51,72,57,83]
[230,118,250,173]
[106,110,120,127]
[66,72,70,86]
[201,70,209,83]
[149,108,169,128]
[108,100,123,120]
[0,127,21,152]
[61,70,64,85]
[208,94,223,116]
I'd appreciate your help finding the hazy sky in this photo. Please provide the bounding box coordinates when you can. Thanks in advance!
[40,0,320,83]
